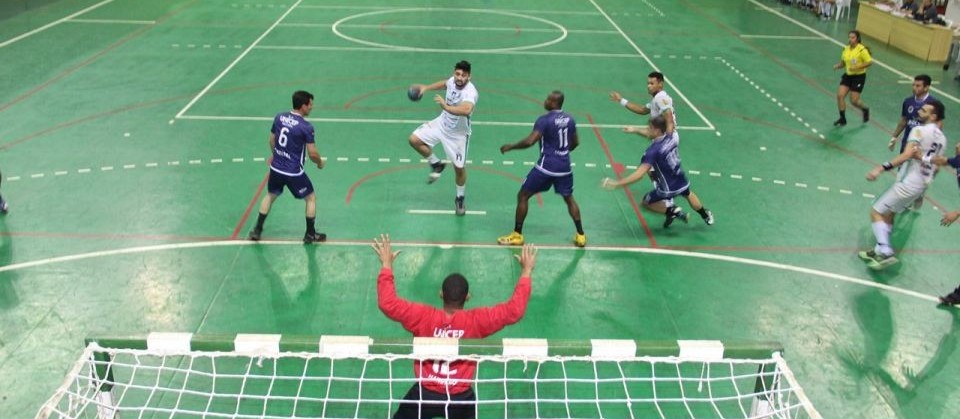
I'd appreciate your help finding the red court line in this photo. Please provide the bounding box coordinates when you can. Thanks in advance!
[586,113,657,247]
[231,173,269,240]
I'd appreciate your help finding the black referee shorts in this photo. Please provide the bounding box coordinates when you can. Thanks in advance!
[840,73,867,93]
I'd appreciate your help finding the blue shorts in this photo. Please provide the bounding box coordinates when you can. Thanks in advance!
[521,168,573,196]
[643,188,689,204]
[267,170,314,199]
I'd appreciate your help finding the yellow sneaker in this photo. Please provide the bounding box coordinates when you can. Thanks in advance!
[497,231,524,245]
[574,233,586,247]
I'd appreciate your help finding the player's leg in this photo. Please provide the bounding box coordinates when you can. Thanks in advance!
[498,170,546,245]
[860,185,914,269]
[681,190,713,225]
[446,388,477,419]
[250,172,284,240]
[442,135,468,215]
[835,81,850,126]
[643,190,688,228]
[411,120,446,183]
[291,175,325,243]
[849,78,869,122]
[556,174,586,246]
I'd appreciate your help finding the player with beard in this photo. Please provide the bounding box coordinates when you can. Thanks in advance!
[408,61,479,216]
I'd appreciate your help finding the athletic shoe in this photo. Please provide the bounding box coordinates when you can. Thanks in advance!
[938,288,960,306]
[248,228,262,241]
[574,233,587,247]
[701,209,714,225]
[454,196,465,216]
[428,162,446,184]
[0,198,8,214]
[303,232,327,244]
[863,108,870,123]
[861,251,898,270]
[497,231,524,246]
[833,118,847,126]
[663,207,689,228]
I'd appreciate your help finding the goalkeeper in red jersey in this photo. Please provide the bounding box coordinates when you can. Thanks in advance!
[372,234,537,419]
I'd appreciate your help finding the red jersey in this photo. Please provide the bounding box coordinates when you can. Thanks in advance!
[377,267,532,395]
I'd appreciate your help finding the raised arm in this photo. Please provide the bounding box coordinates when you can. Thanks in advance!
[373,234,431,331]
[470,244,537,337]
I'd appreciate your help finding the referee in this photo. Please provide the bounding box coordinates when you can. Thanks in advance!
[832,30,872,126]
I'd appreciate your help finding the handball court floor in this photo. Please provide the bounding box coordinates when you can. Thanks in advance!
[1,0,959,417]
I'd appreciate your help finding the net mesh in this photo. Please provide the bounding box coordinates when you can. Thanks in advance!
[38,343,818,419]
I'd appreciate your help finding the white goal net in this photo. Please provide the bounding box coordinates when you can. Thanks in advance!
[37,334,821,419]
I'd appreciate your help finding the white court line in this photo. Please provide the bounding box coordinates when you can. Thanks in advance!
[588,0,715,130]
[0,0,116,48]
[175,114,715,130]
[739,34,826,40]
[407,210,487,215]
[174,0,304,119]
[0,240,938,303]
[278,23,617,35]
[256,44,639,58]
[296,5,601,15]
[748,0,960,105]
[66,18,156,25]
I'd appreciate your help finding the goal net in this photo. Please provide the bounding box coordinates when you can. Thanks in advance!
[37,333,821,418]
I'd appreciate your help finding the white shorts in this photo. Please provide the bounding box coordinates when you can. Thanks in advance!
[872,182,924,215]
[412,117,469,168]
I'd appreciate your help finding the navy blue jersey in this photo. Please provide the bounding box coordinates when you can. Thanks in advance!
[641,133,689,194]
[270,111,315,176]
[948,155,960,189]
[899,94,936,152]
[533,110,576,176]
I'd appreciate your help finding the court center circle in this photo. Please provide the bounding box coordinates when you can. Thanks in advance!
[330,8,568,52]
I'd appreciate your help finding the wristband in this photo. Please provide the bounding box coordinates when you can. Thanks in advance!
[620,98,629,107]
[882,162,894,171]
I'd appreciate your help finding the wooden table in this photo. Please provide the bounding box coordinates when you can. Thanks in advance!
[856,2,953,62]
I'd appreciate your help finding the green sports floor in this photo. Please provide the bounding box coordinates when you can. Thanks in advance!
[1,0,959,417]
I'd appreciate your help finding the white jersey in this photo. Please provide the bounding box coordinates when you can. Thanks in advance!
[897,122,945,189]
[438,77,478,136]
[647,90,677,129]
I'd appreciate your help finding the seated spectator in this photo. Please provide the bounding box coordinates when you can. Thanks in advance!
[914,0,938,23]
[901,0,919,14]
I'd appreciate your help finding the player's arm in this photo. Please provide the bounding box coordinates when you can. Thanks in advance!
[867,141,919,181]
[417,79,447,95]
[889,116,908,151]
[306,143,324,169]
[569,130,580,151]
[373,234,430,331]
[470,244,536,337]
[267,133,276,165]
[499,130,542,154]
[435,98,474,116]
[609,91,649,115]
[622,125,652,137]
[662,108,676,135]
[601,164,652,189]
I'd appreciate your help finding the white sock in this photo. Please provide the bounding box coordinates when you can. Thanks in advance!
[427,155,440,165]
[871,221,894,256]
[456,185,465,198]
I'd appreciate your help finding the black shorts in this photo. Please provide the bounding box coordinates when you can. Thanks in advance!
[840,73,867,93]
[266,169,314,199]
[393,384,476,419]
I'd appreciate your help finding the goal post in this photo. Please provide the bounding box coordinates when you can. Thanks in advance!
[38,333,822,419]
